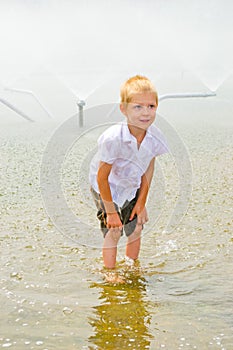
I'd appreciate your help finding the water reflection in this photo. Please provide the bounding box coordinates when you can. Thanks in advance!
[88,269,153,349]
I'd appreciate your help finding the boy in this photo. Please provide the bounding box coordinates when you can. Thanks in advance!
[89,75,168,270]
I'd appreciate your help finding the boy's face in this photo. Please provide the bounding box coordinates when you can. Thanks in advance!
[120,92,157,131]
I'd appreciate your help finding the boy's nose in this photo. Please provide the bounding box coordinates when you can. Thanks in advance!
[142,106,150,114]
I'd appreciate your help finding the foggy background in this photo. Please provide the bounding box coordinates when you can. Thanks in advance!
[0,0,232,123]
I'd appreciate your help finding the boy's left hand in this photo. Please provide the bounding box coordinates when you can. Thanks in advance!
[130,204,148,225]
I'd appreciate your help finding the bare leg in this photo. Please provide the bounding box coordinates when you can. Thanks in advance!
[103,228,121,269]
[125,224,142,261]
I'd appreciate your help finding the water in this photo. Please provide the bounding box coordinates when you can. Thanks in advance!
[0,116,233,349]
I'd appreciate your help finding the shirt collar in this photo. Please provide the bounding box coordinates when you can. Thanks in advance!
[121,121,153,143]
[121,122,134,143]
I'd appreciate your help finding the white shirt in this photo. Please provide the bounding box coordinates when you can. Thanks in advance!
[89,122,169,206]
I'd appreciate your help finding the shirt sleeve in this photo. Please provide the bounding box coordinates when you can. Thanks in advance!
[152,126,170,157]
[97,134,119,164]
[155,137,169,156]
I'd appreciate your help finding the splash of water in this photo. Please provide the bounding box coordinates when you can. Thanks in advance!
[195,67,232,92]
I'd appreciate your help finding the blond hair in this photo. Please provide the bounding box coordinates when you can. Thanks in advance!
[120,75,158,105]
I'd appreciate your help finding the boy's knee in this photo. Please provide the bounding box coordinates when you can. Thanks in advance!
[135,223,143,234]
[129,224,142,240]
[105,228,122,242]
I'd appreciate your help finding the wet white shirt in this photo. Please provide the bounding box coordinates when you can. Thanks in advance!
[89,122,169,207]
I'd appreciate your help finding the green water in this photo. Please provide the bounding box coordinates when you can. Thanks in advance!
[0,118,233,349]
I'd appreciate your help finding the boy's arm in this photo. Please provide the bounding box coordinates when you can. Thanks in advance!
[97,161,123,229]
[130,157,156,224]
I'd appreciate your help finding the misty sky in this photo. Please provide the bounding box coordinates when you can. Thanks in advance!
[0,0,232,120]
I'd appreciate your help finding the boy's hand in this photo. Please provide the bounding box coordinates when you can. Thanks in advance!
[107,212,123,230]
[130,204,149,225]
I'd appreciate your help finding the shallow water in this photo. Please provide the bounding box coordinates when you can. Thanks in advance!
[0,117,233,349]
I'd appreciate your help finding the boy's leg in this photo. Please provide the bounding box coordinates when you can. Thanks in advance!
[103,228,122,269]
[125,223,142,260]
[121,190,142,261]
[90,188,122,268]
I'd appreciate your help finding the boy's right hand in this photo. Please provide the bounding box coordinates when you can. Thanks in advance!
[106,212,123,230]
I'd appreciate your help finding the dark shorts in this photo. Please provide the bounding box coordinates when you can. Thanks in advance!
[91,187,140,237]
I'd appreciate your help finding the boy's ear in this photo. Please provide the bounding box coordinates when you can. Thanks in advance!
[120,103,127,116]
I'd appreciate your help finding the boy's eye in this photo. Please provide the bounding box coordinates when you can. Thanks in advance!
[134,105,142,110]
[133,104,156,110]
